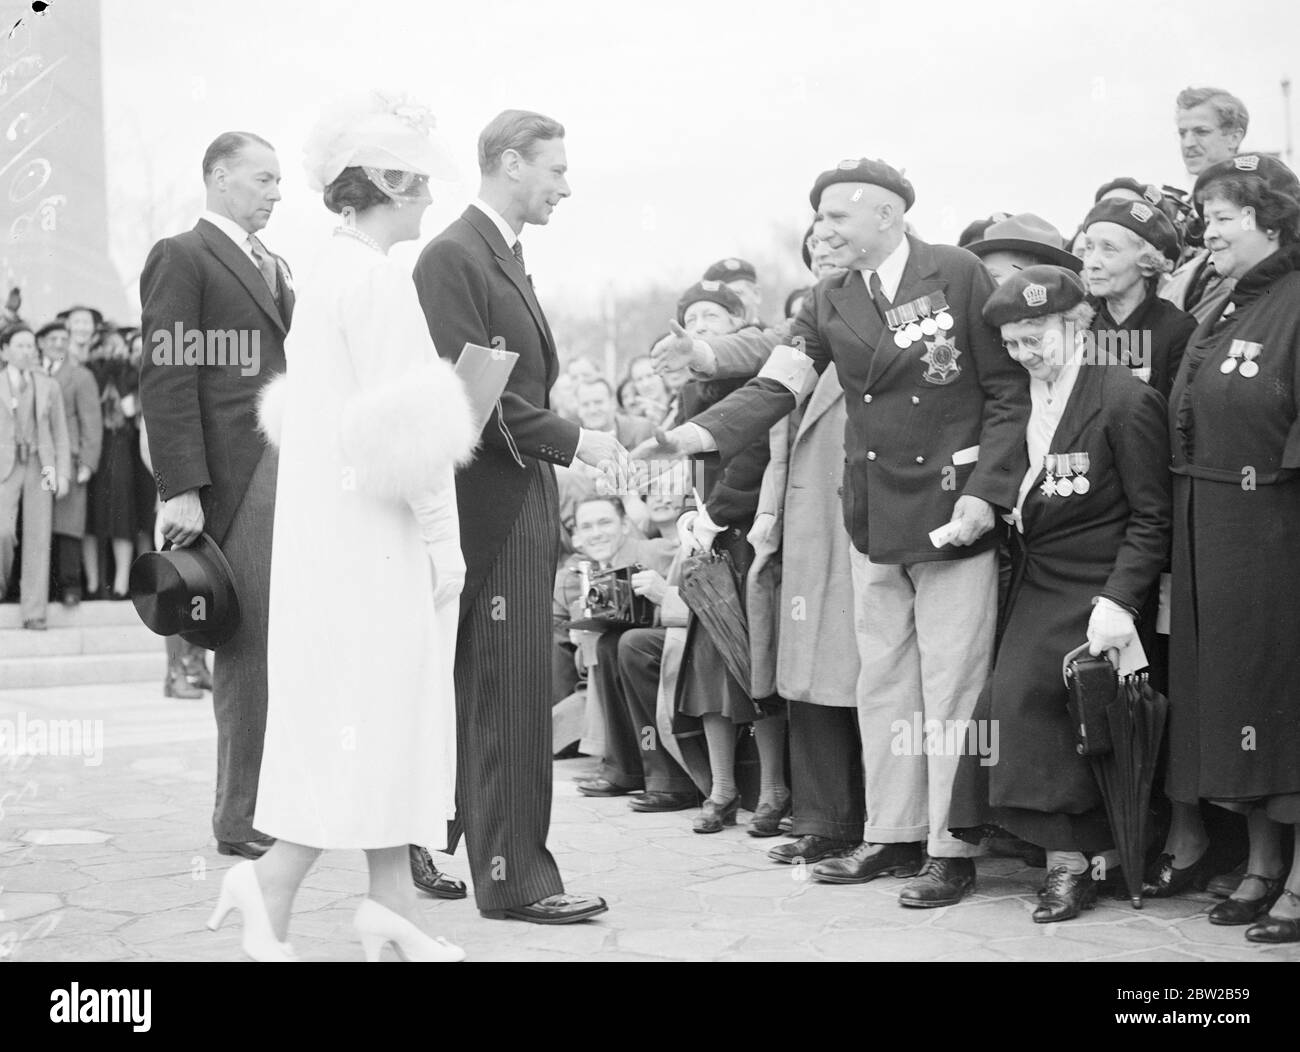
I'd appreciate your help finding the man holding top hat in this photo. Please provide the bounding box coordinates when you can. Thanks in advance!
[648,158,1028,906]
[138,130,293,861]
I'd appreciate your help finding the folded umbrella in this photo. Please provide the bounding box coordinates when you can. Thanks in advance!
[678,549,751,692]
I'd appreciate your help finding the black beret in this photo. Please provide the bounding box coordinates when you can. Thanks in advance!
[1194,153,1300,211]
[810,157,914,212]
[982,265,1086,328]
[677,280,745,325]
[1082,197,1181,263]
[702,257,757,284]
[35,319,69,339]
[1093,177,1164,205]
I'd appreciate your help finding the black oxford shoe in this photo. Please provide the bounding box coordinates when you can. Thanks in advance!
[768,834,856,865]
[629,790,698,812]
[898,856,976,907]
[216,838,273,859]
[409,845,468,900]
[481,892,608,925]
[812,841,924,884]
[1032,866,1098,923]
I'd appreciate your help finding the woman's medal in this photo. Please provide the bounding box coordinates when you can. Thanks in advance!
[1071,452,1091,495]
[1055,455,1075,497]
[1239,342,1262,378]
[1041,453,1058,498]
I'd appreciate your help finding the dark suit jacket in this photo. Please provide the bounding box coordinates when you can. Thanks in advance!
[412,206,581,606]
[138,219,293,545]
[693,236,1030,562]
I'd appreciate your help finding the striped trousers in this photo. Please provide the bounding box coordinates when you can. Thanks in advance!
[452,461,565,911]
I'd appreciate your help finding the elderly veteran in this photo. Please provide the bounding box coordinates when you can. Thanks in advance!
[646,158,1029,905]
[968,213,1082,286]
[948,267,1170,922]
[1161,154,1300,943]
[1080,197,1195,401]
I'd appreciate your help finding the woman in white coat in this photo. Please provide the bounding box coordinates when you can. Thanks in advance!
[206,93,478,962]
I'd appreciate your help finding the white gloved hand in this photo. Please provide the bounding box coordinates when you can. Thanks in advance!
[427,541,465,609]
[1087,597,1136,657]
[747,512,776,549]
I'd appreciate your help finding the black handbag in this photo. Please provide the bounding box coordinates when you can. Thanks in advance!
[1061,643,1116,757]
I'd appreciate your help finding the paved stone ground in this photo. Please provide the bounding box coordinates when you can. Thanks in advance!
[2,681,1298,963]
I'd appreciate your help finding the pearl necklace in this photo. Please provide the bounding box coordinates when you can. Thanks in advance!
[333,225,386,255]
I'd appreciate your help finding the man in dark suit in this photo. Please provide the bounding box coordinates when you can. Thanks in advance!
[650,158,1030,908]
[139,131,294,860]
[412,110,624,924]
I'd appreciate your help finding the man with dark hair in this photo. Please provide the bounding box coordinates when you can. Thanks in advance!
[411,109,624,924]
[139,131,293,860]
[575,377,654,450]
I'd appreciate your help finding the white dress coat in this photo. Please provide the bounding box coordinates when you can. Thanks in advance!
[253,234,476,849]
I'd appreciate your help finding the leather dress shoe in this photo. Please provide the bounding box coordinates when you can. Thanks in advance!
[1207,859,1249,899]
[481,892,608,924]
[693,795,739,833]
[629,790,697,812]
[577,777,642,798]
[1208,874,1284,925]
[899,856,977,908]
[1142,849,1215,898]
[747,788,792,838]
[409,845,468,900]
[22,619,46,631]
[768,834,855,865]
[1032,866,1098,923]
[216,838,274,859]
[812,841,924,884]
[1245,890,1300,944]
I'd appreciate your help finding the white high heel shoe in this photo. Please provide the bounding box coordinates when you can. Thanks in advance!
[353,899,466,962]
[206,861,298,962]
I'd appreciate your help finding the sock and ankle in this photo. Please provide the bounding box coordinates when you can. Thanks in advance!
[702,714,737,805]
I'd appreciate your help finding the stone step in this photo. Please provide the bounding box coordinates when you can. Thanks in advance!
[0,653,164,690]
[0,624,163,659]
[0,600,144,630]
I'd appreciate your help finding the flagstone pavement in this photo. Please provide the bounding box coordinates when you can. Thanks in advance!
[2,680,1298,963]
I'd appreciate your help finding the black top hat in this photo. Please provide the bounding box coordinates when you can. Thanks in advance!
[130,532,242,649]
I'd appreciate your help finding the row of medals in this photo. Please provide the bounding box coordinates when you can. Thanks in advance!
[1221,339,1262,377]
[1041,453,1091,497]
[887,293,954,349]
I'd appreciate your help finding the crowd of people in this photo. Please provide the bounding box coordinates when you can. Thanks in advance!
[22,79,1293,962]
[0,302,214,696]
[543,82,1300,947]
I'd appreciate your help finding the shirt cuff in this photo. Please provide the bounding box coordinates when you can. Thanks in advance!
[688,339,717,377]
[684,422,717,452]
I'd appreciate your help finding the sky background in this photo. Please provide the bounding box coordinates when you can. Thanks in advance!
[94,0,1300,318]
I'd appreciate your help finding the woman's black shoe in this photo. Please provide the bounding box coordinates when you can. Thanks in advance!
[1245,890,1300,944]
[1210,876,1284,925]
[1142,849,1214,898]
[1033,866,1098,923]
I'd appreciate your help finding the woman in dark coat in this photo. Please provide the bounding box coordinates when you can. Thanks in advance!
[949,266,1171,923]
[1163,154,1300,944]
[83,327,141,599]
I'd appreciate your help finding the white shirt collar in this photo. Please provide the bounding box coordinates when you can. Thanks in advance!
[861,236,911,303]
[202,210,257,257]
[6,364,25,390]
[471,199,519,251]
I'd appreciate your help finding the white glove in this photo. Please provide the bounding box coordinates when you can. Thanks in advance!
[1087,597,1136,657]
[676,506,724,553]
[747,512,776,549]
[426,542,465,609]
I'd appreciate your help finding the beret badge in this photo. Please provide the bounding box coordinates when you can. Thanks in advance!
[1130,202,1153,222]
[1234,155,1261,171]
[1023,283,1048,308]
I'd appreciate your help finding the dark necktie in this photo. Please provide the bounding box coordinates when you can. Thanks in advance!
[248,235,280,300]
[512,239,526,271]
[868,269,891,310]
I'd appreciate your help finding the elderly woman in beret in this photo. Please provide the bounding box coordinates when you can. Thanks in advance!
[1161,154,1300,943]
[1080,198,1196,401]
[949,266,1171,923]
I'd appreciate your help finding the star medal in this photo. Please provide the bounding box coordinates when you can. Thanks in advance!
[920,333,962,384]
[1055,455,1075,497]
[1238,342,1262,378]
[1040,454,1058,498]
[1071,452,1091,495]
